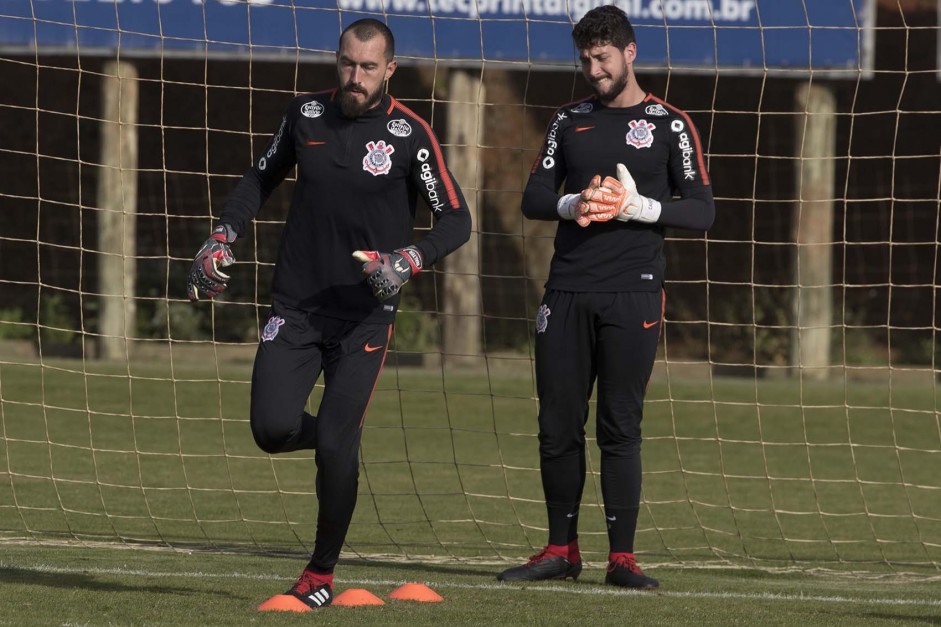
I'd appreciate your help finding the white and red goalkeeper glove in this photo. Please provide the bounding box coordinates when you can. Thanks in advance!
[187,224,236,301]
[352,246,423,301]
[580,163,662,224]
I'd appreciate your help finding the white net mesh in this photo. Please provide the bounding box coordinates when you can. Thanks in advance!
[1,0,938,575]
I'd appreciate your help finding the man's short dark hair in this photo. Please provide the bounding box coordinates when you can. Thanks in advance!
[340,18,395,61]
[572,5,636,51]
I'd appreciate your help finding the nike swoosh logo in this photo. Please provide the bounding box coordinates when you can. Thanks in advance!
[606,515,617,522]
[306,140,326,146]
[364,343,383,353]
[643,320,660,329]
[575,126,594,132]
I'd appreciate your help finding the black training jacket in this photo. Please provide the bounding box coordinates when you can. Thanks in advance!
[220,91,471,323]
[523,92,715,292]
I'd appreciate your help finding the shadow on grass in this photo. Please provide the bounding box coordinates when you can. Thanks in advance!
[336,556,504,579]
[836,611,941,625]
[0,565,230,597]
[228,548,498,578]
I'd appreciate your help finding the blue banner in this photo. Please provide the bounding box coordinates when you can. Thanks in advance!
[0,0,873,74]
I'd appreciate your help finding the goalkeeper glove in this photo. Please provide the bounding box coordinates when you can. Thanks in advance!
[352,246,423,302]
[557,193,590,227]
[577,174,622,224]
[557,175,613,227]
[591,163,662,224]
[187,224,236,301]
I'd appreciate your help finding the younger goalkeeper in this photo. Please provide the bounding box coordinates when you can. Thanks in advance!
[187,19,470,611]
[496,5,714,588]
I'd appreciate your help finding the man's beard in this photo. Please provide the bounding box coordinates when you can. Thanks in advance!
[339,84,383,118]
[591,69,629,104]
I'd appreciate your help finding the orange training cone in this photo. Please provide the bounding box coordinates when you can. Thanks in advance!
[257,594,312,612]
[388,582,444,602]
[333,588,385,606]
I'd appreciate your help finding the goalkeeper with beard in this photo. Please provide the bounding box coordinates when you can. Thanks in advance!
[186,18,471,611]
[496,5,714,589]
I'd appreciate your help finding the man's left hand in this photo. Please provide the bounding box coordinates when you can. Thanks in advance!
[580,163,662,224]
[352,246,423,301]
[609,163,662,223]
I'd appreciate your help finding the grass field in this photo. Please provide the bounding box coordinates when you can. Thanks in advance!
[3,544,940,626]
[1,352,940,624]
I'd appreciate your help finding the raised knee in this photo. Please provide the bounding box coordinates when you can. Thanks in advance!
[252,428,284,454]
[250,416,296,454]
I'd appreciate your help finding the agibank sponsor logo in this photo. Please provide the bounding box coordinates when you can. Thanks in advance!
[541,111,567,170]
[258,116,287,171]
[417,148,445,213]
[676,131,696,181]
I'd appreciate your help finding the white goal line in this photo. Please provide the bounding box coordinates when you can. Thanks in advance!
[5,562,940,609]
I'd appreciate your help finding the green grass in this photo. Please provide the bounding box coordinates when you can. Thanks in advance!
[2,544,939,626]
[1,355,940,624]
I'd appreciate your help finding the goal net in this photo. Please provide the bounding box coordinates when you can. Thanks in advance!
[1,0,938,576]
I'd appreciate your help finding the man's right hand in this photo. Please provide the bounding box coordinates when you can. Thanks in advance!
[558,175,621,226]
[187,224,236,301]
[576,174,624,224]
[580,164,662,224]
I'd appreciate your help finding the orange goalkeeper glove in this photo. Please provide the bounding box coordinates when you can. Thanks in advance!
[584,163,662,224]
[576,174,622,223]
[557,175,618,227]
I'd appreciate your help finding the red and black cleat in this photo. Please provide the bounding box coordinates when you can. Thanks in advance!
[497,546,582,582]
[605,553,658,589]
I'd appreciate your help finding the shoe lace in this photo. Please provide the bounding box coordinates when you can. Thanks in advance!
[292,569,329,595]
[608,554,643,575]
[527,547,555,564]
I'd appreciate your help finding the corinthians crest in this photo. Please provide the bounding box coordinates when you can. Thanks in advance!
[626,119,655,149]
[535,304,551,334]
[261,316,285,342]
[363,140,395,175]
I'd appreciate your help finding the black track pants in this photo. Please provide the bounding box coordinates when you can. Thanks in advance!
[249,303,391,572]
[534,289,663,551]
